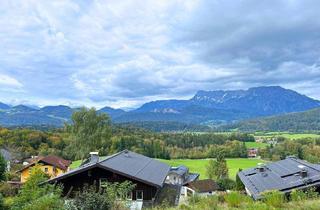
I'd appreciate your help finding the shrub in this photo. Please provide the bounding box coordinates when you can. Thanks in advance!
[235,169,245,191]
[191,196,219,210]
[291,189,307,201]
[304,187,319,199]
[11,168,63,210]
[22,194,64,210]
[217,178,236,190]
[0,182,19,197]
[224,191,245,207]
[73,181,135,210]
[0,193,5,210]
[262,190,285,208]
[187,194,201,206]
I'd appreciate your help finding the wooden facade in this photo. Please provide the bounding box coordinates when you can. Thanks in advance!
[55,166,159,201]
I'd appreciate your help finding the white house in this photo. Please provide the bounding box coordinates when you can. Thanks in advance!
[165,165,199,185]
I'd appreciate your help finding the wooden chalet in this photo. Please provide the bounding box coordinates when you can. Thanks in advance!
[46,150,170,207]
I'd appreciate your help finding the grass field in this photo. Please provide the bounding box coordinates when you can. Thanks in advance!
[71,157,265,180]
[245,141,268,148]
[159,158,265,180]
[254,132,320,140]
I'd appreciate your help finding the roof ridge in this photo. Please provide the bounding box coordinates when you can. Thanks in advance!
[98,150,126,164]
[290,158,320,172]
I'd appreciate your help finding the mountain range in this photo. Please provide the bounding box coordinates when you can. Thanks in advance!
[0,86,319,129]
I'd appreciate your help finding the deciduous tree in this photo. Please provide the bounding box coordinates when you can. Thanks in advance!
[66,107,112,161]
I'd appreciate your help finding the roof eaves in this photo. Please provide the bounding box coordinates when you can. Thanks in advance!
[45,163,97,184]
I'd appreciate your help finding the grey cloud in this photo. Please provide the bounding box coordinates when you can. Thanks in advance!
[0,0,320,108]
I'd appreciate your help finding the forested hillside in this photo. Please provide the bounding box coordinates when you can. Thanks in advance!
[227,108,320,132]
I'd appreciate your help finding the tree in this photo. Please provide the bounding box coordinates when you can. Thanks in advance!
[235,168,245,190]
[0,153,6,182]
[66,107,112,161]
[206,159,217,180]
[206,154,229,180]
[11,167,63,210]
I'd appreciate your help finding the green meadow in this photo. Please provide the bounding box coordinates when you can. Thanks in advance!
[244,141,268,148]
[71,158,265,180]
[254,132,320,140]
[159,158,265,180]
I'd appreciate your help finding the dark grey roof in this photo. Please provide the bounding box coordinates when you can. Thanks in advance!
[99,150,170,187]
[47,150,170,188]
[169,165,188,176]
[183,173,200,185]
[238,157,320,200]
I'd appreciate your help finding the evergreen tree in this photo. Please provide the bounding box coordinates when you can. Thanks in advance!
[0,153,6,182]
[206,154,229,180]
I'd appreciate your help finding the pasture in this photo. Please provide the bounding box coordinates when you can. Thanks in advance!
[254,132,320,140]
[244,141,268,148]
[71,157,265,180]
[159,158,265,180]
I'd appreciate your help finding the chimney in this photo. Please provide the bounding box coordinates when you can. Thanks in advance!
[257,163,266,172]
[298,165,308,178]
[90,152,99,163]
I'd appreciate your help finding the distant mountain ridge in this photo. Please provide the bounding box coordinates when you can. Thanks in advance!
[226,108,320,132]
[0,86,319,128]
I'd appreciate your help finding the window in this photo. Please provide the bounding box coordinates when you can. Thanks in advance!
[136,190,143,200]
[44,167,48,173]
[126,192,133,200]
[100,178,108,189]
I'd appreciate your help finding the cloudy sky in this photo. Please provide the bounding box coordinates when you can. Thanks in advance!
[1,0,320,108]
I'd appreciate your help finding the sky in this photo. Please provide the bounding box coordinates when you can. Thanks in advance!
[1,0,320,109]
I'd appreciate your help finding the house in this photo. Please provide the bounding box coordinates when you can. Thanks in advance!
[181,179,220,198]
[0,148,12,171]
[22,155,44,166]
[46,150,171,208]
[238,156,320,200]
[165,165,199,185]
[247,148,258,158]
[17,155,71,183]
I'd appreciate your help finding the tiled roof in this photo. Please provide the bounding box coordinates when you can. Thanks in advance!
[17,155,71,172]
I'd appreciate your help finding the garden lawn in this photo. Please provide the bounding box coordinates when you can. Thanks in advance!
[159,158,266,180]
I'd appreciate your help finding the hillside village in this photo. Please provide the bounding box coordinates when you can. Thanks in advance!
[1,1,320,209]
[1,108,320,210]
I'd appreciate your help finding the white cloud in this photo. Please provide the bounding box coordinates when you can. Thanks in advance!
[0,73,23,88]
